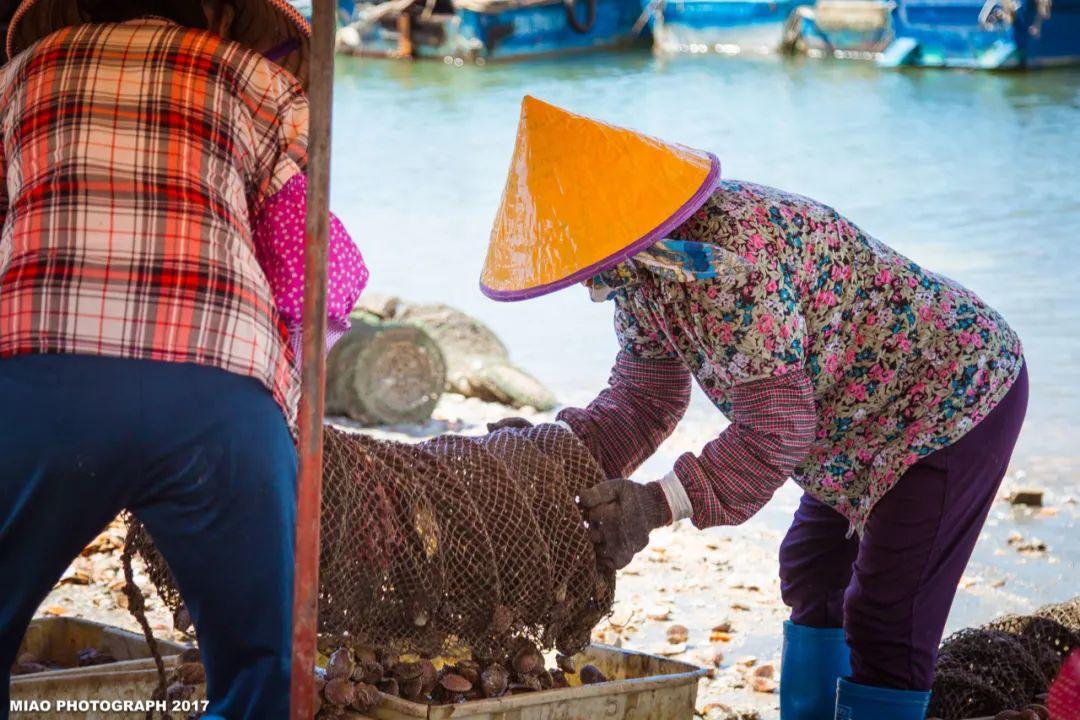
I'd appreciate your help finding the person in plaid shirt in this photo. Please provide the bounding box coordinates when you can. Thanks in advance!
[482,98,1027,720]
[0,0,365,717]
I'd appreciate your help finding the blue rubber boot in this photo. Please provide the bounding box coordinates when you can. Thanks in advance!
[780,621,852,720]
[835,678,931,720]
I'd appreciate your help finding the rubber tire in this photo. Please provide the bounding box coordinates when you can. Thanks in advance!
[564,0,597,34]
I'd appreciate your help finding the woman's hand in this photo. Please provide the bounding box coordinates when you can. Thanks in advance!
[578,479,671,571]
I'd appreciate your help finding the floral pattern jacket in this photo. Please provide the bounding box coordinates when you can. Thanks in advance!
[613,180,1023,532]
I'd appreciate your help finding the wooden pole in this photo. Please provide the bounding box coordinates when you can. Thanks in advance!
[289,0,335,716]
[396,11,414,58]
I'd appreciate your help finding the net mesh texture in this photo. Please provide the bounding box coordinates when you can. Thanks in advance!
[127,423,1080,718]
[929,597,1080,719]
[128,423,615,661]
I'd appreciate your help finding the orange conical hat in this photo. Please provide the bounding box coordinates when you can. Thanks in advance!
[480,96,719,301]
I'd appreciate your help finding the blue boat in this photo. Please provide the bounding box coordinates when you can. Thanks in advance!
[648,0,815,54]
[336,0,649,60]
[878,0,1080,68]
[780,0,894,57]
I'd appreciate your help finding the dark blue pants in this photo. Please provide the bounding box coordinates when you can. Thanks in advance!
[0,355,297,720]
[779,364,1028,692]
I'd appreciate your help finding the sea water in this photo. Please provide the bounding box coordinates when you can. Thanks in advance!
[330,51,1080,621]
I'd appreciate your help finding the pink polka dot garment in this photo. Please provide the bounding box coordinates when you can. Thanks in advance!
[253,173,369,362]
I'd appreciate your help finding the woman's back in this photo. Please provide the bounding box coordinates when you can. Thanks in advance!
[0,18,309,423]
[631,178,1024,526]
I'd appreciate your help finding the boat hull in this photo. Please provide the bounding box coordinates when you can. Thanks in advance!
[784,0,894,56]
[878,0,1080,68]
[340,0,647,60]
[459,0,647,57]
[652,0,815,54]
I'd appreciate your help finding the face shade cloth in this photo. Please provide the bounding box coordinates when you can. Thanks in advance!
[583,238,754,302]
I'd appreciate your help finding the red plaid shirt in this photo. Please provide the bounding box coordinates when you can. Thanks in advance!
[0,19,308,428]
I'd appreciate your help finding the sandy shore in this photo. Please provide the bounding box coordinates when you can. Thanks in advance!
[35,394,1077,720]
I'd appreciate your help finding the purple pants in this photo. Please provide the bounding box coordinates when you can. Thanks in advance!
[779,364,1028,692]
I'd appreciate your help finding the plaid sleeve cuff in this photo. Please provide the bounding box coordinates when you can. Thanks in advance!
[674,370,816,528]
[288,317,350,369]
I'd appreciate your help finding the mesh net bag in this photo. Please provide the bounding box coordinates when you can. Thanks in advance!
[128,423,614,659]
[929,597,1080,719]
